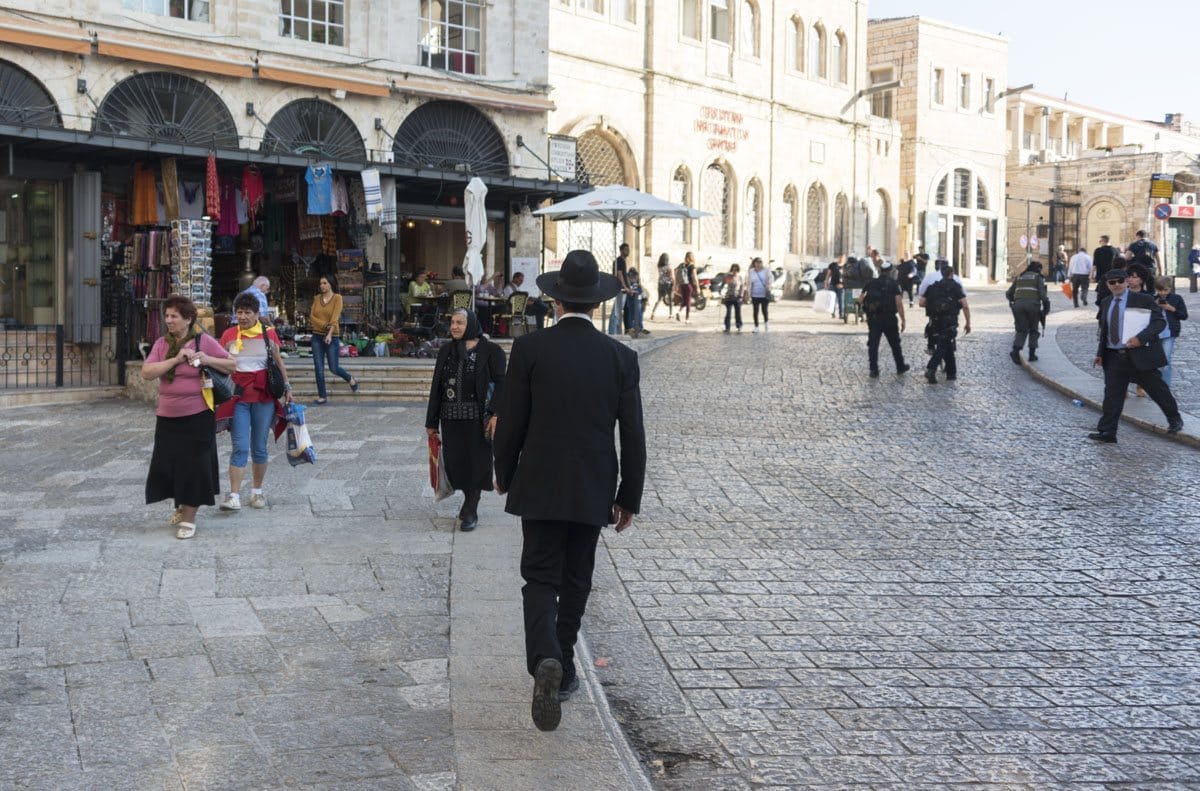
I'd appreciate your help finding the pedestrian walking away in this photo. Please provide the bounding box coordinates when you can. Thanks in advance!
[1153,275,1188,387]
[675,251,698,323]
[1092,235,1119,309]
[1006,261,1050,364]
[143,295,236,540]
[309,275,360,404]
[898,254,919,307]
[1190,244,1200,293]
[859,261,909,377]
[1068,247,1093,307]
[607,242,630,335]
[217,292,293,513]
[722,263,746,333]
[918,258,966,354]
[1089,268,1183,442]
[425,309,506,532]
[649,252,675,321]
[747,257,773,332]
[1128,230,1161,272]
[493,249,646,732]
[623,266,648,338]
[920,264,971,383]
[824,257,844,319]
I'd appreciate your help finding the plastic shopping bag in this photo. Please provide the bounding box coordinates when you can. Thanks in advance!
[813,289,837,314]
[284,402,316,466]
[427,434,453,502]
[1061,281,1073,301]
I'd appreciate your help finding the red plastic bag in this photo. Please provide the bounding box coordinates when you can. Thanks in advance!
[427,434,441,490]
[1061,282,1073,301]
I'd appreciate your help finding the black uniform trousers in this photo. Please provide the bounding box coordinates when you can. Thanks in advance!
[866,313,905,372]
[1097,349,1181,436]
[520,518,603,680]
[1070,274,1090,306]
[927,318,958,378]
[1011,301,1042,353]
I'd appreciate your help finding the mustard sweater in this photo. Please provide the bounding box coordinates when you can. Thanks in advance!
[310,293,343,336]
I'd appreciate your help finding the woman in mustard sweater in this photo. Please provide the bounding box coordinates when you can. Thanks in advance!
[309,275,359,404]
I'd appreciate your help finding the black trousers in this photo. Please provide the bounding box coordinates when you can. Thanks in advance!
[751,296,769,325]
[723,300,743,330]
[927,321,958,378]
[1097,350,1180,436]
[1070,274,1090,306]
[867,314,905,372]
[520,519,603,679]
[1011,302,1042,353]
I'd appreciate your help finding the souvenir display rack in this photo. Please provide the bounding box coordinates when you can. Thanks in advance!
[170,219,213,307]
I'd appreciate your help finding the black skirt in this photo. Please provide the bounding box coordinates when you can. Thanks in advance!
[145,410,221,508]
[440,417,494,493]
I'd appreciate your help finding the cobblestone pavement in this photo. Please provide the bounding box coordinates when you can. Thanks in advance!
[1058,289,1199,415]
[586,290,1200,789]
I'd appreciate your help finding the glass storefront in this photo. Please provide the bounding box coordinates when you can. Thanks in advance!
[0,179,61,326]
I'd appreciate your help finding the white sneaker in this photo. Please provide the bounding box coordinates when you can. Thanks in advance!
[764,322,769,332]
[752,327,759,333]
[249,493,267,509]
[220,493,241,511]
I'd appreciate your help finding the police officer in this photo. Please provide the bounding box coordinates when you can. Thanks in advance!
[919,265,970,384]
[1006,261,1050,364]
[858,261,909,378]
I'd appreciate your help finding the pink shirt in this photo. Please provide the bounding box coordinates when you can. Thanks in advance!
[146,333,230,418]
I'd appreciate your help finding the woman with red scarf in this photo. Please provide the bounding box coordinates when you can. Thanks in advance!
[216,292,292,511]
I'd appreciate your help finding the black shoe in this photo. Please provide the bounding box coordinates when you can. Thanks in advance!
[945,374,957,381]
[1028,353,1039,362]
[460,517,478,532]
[897,364,910,375]
[558,673,580,702]
[1088,432,1118,443]
[869,369,880,378]
[532,658,563,731]
[1009,349,1022,365]
[925,370,938,384]
[1168,418,1184,434]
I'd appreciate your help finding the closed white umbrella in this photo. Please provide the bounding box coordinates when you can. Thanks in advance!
[463,177,488,287]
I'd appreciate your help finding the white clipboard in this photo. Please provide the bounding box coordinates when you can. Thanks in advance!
[1121,307,1152,344]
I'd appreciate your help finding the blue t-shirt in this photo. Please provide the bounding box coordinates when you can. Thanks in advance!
[239,286,270,318]
[306,164,334,215]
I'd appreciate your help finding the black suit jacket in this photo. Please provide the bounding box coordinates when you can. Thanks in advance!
[1096,291,1168,371]
[493,317,646,526]
[425,337,506,429]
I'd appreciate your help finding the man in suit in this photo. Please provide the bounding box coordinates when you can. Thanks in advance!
[1090,267,1183,442]
[493,249,646,732]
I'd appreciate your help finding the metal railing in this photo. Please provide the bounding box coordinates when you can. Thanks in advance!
[0,320,128,390]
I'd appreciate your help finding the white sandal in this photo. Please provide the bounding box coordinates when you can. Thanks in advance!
[168,507,184,526]
[175,522,196,540]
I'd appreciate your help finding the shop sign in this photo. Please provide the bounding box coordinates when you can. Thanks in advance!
[1175,205,1196,218]
[1150,173,1175,199]
[694,106,749,153]
[548,135,577,181]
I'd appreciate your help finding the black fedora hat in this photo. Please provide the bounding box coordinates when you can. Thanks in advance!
[536,250,622,303]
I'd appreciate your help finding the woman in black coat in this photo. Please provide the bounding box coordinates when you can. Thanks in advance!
[426,309,506,531]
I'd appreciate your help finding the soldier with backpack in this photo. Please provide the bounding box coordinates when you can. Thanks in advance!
[1006,261,1050,364]
[858,262,909,378]
[919,264,971,384]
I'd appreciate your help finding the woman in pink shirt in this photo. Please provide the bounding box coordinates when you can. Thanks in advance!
[143,295,235,539]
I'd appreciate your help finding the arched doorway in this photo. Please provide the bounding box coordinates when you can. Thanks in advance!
[1085,199,1124,251]
[94,72,236,147]
[928,166,998,278]
[552,127,638,258]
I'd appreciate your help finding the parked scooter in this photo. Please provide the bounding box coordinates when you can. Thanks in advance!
[769,266,786,302]
[795,265,825,299]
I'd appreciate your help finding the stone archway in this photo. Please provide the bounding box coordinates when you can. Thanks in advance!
[1085,198,1125,250]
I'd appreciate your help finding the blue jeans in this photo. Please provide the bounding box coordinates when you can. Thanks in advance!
[230,399,275,467]
[311,335,353,398]
[623,293,644,331]
[607,292,626,334]
[1161,335,1177,387]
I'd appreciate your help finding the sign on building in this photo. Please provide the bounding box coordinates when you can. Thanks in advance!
[547,135,578,181]
[1150,173,1175,200]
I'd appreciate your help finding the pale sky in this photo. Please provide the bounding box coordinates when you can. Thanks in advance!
[867,0,1199,124]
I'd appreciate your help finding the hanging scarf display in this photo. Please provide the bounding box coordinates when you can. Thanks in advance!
[205,153,220,222]
[234,320,263,352]
[242,167,265,224]
[380,176,397,237]
[160,158,180,221]
[217,182,239,236]
[131,163,158,226]
[361,168,382,220]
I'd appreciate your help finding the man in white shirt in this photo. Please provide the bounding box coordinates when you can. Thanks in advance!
[1068,246,1094,308]
[917,259,966,297]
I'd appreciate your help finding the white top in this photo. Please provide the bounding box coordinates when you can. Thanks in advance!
[747,268,773,298]
[1068,252,1093,276]
[917,271,967,297]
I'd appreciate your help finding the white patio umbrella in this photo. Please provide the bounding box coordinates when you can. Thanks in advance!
[534,184,707,331]
[463,177,488,288]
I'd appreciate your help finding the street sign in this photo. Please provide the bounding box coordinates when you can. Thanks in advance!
[1155,203,1173,220]
[1018,234,1028,249]
[1151,173,1175,199]
[1030,236,1039,250]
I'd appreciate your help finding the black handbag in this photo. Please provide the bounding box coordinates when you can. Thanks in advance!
[262,322,287,399]
[194,336,234,405]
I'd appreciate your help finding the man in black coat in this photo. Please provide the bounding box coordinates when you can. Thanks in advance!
[1089,268,1183,442]
[1092,235,1119,309]
[493,249,646,732]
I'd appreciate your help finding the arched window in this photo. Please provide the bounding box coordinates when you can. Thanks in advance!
[809,23,827,79]
[975,179,989,211]
[833,192,849,256]
[745,179,762,249]
[781,186,798,254]
[805,182,827,257]
[392,100,509,175]
[667,166,692,245]
[870,189,891,255]
[832,31,847,84]
[953,168,970,209]
[701,162,734,248]
[933,168,988,212]
[575,129,628,186]
[95,72,238,148]
[739,0,759,57]
[935,176,948,206]
[0,60,61,128]
[790,17,804,72]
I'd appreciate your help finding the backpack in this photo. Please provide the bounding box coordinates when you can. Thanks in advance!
[675,263,690,286]
[861,279,890,315]
[926,281,959,317]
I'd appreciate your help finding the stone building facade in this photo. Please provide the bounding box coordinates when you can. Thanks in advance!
[867,16,1009,284]
[546,0,899,280]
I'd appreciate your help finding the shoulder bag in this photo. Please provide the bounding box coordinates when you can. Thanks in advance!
[195,335,234,405]
[261,322,287,400]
